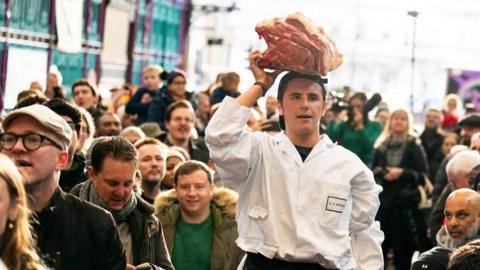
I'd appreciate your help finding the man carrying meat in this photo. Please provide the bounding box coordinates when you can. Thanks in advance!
[205,50,384,270]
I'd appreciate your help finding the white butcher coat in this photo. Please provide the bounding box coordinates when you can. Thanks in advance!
[205,97,384,269]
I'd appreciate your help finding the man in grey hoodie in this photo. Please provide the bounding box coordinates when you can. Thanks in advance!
[411,189,480,270]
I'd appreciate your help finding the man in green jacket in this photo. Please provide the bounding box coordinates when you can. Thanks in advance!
[154,160,244,270]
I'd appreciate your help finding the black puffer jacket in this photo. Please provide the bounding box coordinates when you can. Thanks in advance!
[34,188,126,270]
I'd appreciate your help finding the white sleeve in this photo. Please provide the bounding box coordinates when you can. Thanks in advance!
[205,97,260,191]
[349,169,384,270]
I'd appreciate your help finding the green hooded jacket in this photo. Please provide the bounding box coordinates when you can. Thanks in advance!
[154,187,244,270]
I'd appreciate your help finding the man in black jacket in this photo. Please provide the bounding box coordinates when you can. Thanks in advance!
[0,104,126,270]
[412,189,480,270]
[71,136,174,270]
[420,108,444,180]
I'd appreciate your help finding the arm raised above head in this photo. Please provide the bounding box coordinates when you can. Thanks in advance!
[237,50,281,108]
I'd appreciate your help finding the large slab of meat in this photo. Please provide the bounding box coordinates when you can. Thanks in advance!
[255,12,343,76]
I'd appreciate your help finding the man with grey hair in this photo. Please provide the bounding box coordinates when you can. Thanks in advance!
[412,189,480,270]
[120,126,146,144]
[0,104,126,270]
[430,150,480,244]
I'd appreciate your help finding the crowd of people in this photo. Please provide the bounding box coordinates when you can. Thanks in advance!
[0,53,480,270]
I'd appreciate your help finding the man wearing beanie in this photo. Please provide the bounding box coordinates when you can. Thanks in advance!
[0,104,126,270]
[205,50,384,270]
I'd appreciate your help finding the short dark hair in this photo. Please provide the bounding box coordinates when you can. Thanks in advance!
[90,136,138,173]
[14,95,49,110]
[164,100,194,122]
[72,79,97,96]
[448,239,480,270]
[277,71,327,104]
[165,70,187,85]
[93,111,117,129]
[174,160,214,185]
[43,99,82,136]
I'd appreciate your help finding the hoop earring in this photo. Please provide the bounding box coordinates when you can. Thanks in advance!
[7,221,14,229]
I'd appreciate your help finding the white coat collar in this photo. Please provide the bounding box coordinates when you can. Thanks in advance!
[273,132,334,165]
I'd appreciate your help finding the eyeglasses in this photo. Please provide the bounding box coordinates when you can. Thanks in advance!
[0,133,63,151]
[171,81,187,86]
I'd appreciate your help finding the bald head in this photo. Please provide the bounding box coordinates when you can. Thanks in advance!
[444,188,480,247]
[446,189,480,213]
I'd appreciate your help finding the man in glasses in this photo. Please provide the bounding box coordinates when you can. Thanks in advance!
[0,104,126,270]
[44,99,88,192]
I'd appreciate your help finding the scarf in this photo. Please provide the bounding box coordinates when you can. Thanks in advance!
[78,181,137,224]
[380,136,409,167]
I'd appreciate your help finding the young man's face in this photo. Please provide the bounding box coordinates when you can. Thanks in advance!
[2,116,68,186]
[445,196,480,247]
[88,157,136,211]
[143,71,161,90]
[166,108,194,142]
[73,85,96,109]
[175,169,213,218]
[138,144,166,184]
[278,78,326,137]
[96,114,121,137]
[424,110,442,129]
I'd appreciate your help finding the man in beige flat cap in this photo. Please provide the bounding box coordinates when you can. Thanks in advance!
[0,104,126,270]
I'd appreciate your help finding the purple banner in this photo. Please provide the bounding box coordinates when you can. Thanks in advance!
[447,69,480,111]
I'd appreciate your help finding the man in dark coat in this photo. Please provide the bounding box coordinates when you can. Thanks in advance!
[71,136,174,270]
[420,108,444,180]
[0,104,126,270]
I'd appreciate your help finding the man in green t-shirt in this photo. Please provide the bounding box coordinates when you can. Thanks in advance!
[155,160,244,270]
